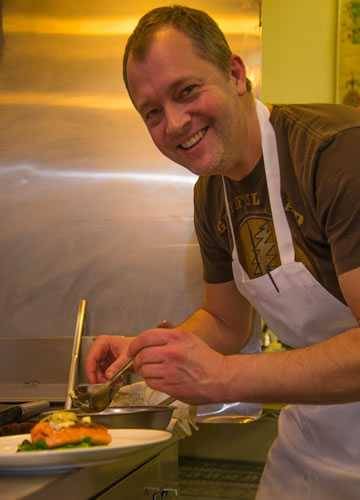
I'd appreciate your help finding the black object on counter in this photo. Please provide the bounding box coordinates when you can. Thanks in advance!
[0,400,50,426]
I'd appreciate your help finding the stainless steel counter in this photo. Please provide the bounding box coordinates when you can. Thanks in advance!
[0,438,178,500]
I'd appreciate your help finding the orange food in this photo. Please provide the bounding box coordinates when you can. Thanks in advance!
[31,420,111,449]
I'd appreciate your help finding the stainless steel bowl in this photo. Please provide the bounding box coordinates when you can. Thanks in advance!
[80,406,174,430]
[41,406,174,430]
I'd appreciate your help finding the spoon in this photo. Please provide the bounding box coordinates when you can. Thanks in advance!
[74,359,133,412]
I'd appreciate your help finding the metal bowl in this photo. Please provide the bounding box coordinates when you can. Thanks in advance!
[40,406,174,430]
[79,406,174,430]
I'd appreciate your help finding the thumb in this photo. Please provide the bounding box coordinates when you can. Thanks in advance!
[105,356,130,380]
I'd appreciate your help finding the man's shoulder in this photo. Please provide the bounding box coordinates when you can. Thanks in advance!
[270,103,360,138]
[193,175,225,225]
[194,175,223,201]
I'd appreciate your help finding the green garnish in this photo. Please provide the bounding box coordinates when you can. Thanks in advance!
[17,437,95,452]
[60,437,94,448]
[17,440,48,452]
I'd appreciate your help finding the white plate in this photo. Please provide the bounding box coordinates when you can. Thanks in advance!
[0,429,171,474]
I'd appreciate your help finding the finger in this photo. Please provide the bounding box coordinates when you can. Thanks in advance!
[144,378,184,401]
[96,366,108,384]
[105,355,132,380]
[85,349,104,384]
[86,335,130,382]
[86,364,98,384]
[137,362,166,380]
[129,329,174,358]
[133,345,168,371]
[84,335,112,382]
[145,378,170,395]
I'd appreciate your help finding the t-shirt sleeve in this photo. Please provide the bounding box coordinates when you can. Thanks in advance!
[315,127,360,275]
[193,179,234,284]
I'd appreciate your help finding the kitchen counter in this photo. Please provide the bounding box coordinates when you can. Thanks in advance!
[0,438,178,499]
[180,410,278,463]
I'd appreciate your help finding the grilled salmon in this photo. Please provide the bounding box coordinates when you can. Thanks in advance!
[31,420,111,448]
[27,410,111,449]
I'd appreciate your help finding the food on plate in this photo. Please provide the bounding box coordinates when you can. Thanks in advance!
[17,410,111,452]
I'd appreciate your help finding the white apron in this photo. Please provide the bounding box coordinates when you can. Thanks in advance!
[222,100,360,500]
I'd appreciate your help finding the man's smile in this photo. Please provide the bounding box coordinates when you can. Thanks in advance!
[178,127,209,150]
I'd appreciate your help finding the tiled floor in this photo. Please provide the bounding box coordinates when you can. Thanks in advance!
[179,457,264,499]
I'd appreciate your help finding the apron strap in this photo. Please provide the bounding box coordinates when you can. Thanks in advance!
[255,100,295,265]
[221,176,249,281]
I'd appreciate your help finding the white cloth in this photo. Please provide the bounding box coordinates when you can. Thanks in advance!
[222,99,359,500]
[110,381,197,439]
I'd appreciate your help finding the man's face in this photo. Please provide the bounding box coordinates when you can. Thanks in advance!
[126,28,248,177]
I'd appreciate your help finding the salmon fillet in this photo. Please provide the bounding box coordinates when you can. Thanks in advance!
[31,420,111,448]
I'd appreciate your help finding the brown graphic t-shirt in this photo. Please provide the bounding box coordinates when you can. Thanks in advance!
[194,104,360,304]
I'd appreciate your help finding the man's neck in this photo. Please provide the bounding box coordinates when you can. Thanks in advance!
[225,95,263,181]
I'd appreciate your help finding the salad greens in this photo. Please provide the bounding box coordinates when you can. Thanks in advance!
[17,437,94,452]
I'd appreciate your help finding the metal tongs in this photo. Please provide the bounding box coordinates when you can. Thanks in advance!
[65,299,134,412]
[66,310,175,412]
[65,299,87,410]
[74,359,134,412]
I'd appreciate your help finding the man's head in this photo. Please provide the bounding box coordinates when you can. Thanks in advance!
[123,5,251,97]
[124,5,258,179]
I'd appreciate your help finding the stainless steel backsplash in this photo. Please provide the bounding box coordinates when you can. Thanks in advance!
[0,1,261,339]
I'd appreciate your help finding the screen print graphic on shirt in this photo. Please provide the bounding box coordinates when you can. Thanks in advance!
[218,191,317,280]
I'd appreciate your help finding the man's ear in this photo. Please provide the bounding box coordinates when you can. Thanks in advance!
[229,55,247,95]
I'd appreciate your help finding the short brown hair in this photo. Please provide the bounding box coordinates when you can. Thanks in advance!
[123,5,251,94]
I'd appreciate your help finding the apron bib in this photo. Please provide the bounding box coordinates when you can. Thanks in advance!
[222,99,359,500]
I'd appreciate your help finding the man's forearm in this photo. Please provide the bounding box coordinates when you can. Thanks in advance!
[222,327,360,405]
[178,307,250,355]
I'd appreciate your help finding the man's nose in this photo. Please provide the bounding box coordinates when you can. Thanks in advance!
[165,104,190,137]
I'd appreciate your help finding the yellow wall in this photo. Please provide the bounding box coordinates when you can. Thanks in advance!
[261,0,338,103]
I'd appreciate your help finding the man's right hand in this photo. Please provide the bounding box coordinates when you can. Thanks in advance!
[85,335,133,384]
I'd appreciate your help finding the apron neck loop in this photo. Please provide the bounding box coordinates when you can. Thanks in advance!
[255,99,295,265]
[222,176,248,281]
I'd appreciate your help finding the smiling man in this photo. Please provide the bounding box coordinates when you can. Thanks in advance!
[124,27,260,180]
[86,6,360,500]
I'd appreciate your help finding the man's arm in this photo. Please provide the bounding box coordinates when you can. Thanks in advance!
[85,279,253,383]
[129,268,360,405]
[179,280,254,354]
[126,280,255,403]
[222,267,360,405]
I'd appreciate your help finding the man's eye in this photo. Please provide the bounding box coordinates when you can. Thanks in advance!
[145,109,160,122]
[180,84,198,98]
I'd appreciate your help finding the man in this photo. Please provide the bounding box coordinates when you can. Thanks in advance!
[85,6,360,499]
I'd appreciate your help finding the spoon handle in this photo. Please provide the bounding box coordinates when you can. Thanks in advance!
[109,359,133,387]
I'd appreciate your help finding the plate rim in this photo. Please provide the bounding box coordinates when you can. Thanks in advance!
[0,428,172,472]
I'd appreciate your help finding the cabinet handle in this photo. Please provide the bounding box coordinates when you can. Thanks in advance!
[144,486,160,497]
[160,488,178,497]
[144,486,178,498]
